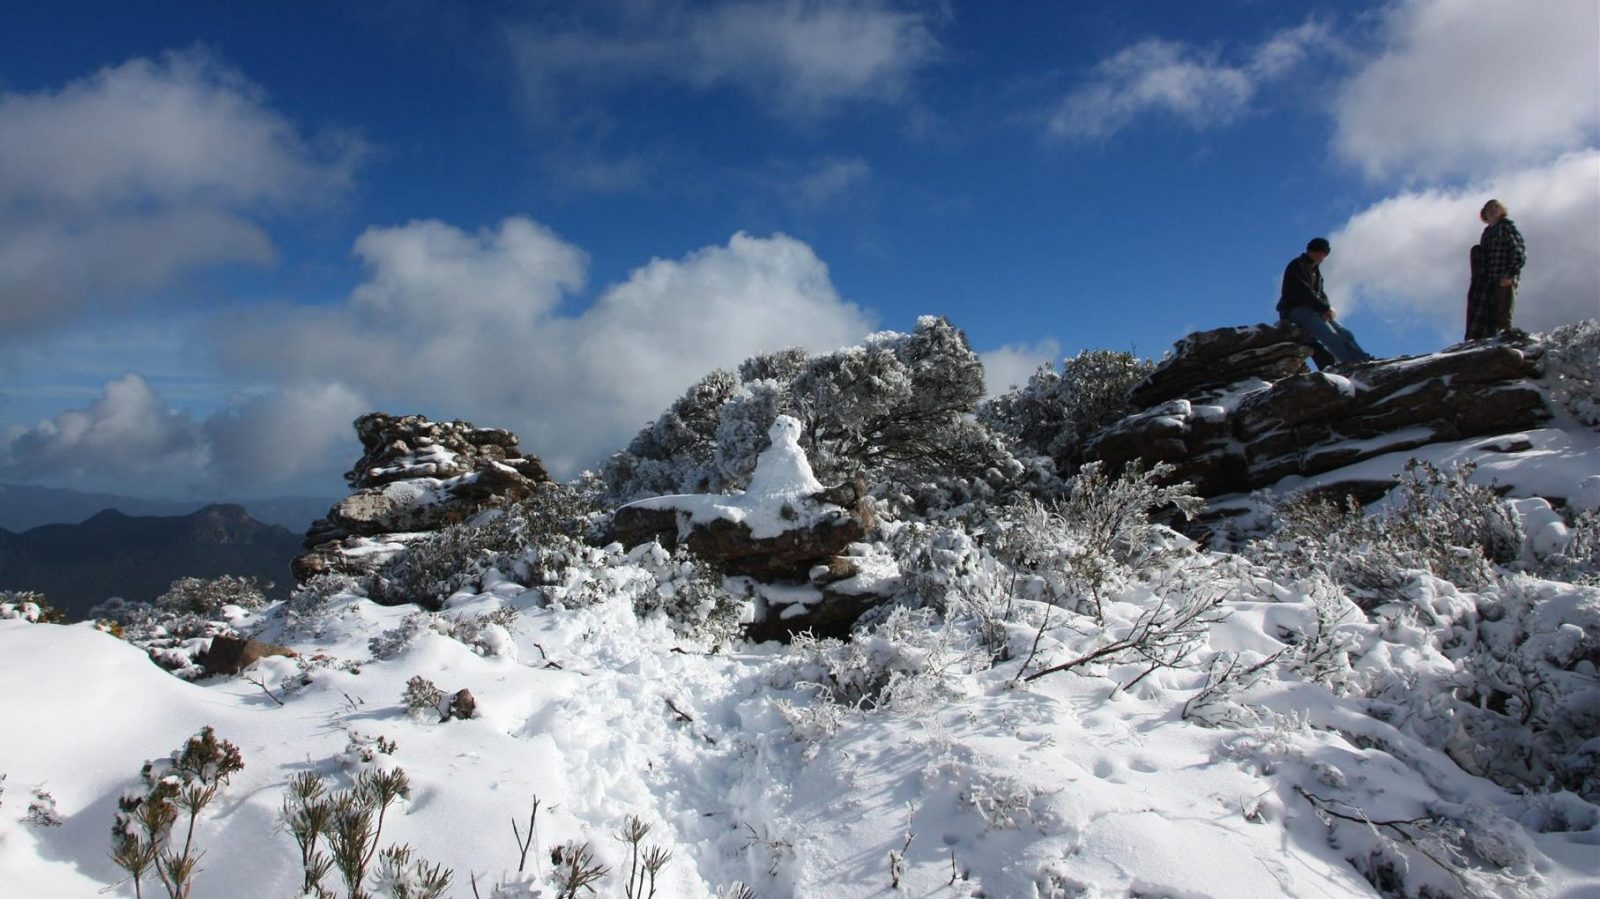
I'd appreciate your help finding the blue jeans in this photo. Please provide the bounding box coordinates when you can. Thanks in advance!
[1283,305,1371,366]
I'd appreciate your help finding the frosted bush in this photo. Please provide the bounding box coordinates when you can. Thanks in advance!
[631,545,743,650]
[980,348,1154,463]
[603,317,1019,507]
[24,788,62,827]
[157,575,269,616]
[283,573,365,637]
[1250,460,1522,602]
[93,596,237,680]
[0,590,65,624]
[772,606,966,710]
[1541,319,1600,427]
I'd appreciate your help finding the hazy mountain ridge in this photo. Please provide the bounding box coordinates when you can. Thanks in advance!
[0,482,336,533]
[0,503,302,620]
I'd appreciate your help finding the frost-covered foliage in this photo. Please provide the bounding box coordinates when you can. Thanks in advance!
[1541,318,1600,427]
[603,317,1020,508]
[374,483,604,609]
[111,726,245,899]
[282,573,367,638]
[772,606,970,714]
[156,575,269,616]
[91,577,271,679]
[629,544,743,650]
[980,349,1154,465]
[1249,460,1523,603]
[0,590,66,624]
[603,369,740,498]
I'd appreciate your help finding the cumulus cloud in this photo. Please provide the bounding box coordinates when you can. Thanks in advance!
[980,339,1062,398]
[1333,0,1600,180]
[201,384,370,486]
[0,375,209,480]
[1327,151,1600,335]
[0,49,362,338]
[1049,22,1328,139]
[506,0,941,121]
[221,220,876,477]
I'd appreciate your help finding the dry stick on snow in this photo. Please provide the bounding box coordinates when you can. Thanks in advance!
[245,675,284,706]
[664,697,717,745]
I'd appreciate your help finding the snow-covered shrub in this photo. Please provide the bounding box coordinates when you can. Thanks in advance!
[1537,509,1600,586]
[375,521,513,609]
[630,543,743,650]
[156,575,269,616]
[24,788,62,827]
[0,590,66,624]
[369,612,433,661]
[603,317,1020,507]
[1250,460,1522,603]
[980,348,1154,464]
[602,368,740,499]
[434,606,520,658]
[772,606,967,712]
[1442,578,1600,799]
[890,522,1017,660]
[282,572,366,637]
[1541,318,1600,427]
[93,595,238,680]
[111,726,245,899]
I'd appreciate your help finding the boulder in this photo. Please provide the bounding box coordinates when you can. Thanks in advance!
[200,635,296,677]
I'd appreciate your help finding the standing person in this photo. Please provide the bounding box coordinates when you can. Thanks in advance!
[1473,199,1526,337]
[1276,237,1373,368]
[1465,243,1488,340]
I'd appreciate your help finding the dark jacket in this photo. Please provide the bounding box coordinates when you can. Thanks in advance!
[1480,218,1526,284]
[1277,253,1330,316]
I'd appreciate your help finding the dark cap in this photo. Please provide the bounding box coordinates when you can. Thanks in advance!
[1307,237,1331,254]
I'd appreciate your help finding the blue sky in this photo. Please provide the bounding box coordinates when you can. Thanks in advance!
[1,0,1596,501]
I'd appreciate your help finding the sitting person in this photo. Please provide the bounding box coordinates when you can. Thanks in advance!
[1276,237,1373,369]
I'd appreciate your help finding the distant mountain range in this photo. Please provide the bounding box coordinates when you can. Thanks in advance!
[0,482,334,532]
[0,504,304,621]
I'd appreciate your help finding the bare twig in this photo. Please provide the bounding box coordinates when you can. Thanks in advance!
[245,675,284,706]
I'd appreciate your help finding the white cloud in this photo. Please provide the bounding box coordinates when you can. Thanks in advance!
[1333,0,1600,180]
[201,384,369,487]
[0,375,209,480]
[506,0,940,121]
[0,49,362,338]
[1049,22,1328,139]
[980,339,1062,398]
[796,157,872,208]
[221,220,877,477]
[1327,151,1600,336]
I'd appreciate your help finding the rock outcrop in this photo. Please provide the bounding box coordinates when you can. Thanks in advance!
[294,413,551,581]
[1084,327,1550,507]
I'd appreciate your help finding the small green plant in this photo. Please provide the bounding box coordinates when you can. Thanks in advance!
[402,676,447,720]
[110,726,245,899]
[281,767,447,899]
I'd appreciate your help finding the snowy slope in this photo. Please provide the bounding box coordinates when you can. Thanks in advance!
[2,404,1598,899]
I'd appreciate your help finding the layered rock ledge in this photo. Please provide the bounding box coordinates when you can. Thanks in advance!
[1085,326,1550,502]
[294,413,552,580]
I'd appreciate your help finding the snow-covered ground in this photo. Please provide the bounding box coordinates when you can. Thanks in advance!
[3,419,1598,899]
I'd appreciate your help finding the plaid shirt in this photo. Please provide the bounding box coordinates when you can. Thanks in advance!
[1480,218,1526,283]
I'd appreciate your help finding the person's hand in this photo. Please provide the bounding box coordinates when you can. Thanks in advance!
[1321,309,1335,322]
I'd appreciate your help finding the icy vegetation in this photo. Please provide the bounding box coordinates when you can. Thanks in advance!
[3,321,1599,898]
